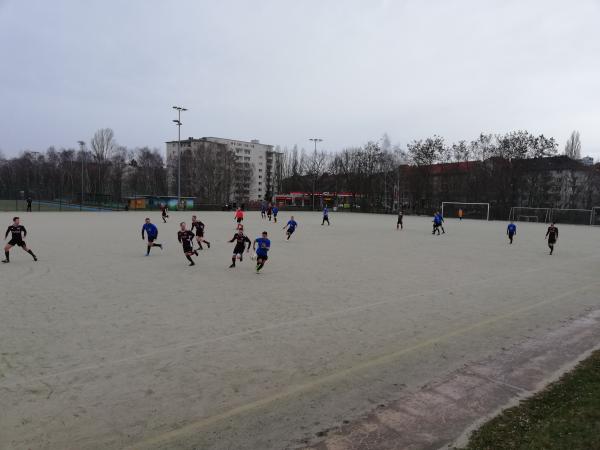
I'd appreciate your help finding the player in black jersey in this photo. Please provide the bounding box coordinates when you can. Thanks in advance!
[545,223,558,255]
[3,217,37,263]
[228,229,251,268]
[161,204,169,223]
[177,222,198,266]
[191,215,211,250]
[396,210,404,230]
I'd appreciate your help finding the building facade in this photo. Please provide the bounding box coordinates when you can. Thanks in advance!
[166,137,282,205]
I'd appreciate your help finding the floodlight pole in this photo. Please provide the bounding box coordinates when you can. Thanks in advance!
[77,141,85,211]
[309,138,323,211]
[173,106,187,207]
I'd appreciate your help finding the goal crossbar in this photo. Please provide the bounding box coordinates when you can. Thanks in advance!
[441,202,490,221]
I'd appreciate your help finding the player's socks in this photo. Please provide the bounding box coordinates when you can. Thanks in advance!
[4,251,9,261]
[186,255,195,265]
[230,257,236,268]
[27,250,37,261]
[256,263,264,272]
[206,241,210,248]
[194,250,199,256]
[146,245,151,255]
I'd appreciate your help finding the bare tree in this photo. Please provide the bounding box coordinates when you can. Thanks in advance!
[305,149,328,210]
[564,130,581,159]
[90,128,117,196]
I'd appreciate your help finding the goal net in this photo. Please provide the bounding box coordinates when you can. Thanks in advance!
[592,207,600,226]
[508,207,550,223]
[441,202,490,220]
[550,208,592,225]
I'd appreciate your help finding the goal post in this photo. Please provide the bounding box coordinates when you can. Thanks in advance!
[441,202,490,220]
[591,207,600,226]
[550,208,592,226]
[508,207,550,223]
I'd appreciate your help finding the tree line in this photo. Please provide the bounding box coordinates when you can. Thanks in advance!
[277,130,599,217]
[0,128,166,203]
[2,127,596,216]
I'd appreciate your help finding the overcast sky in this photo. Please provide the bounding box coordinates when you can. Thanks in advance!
[1,0,599,158]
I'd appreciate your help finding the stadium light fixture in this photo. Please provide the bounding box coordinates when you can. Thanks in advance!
[172,106,187,205]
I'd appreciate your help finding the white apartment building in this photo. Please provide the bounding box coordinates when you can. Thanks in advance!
[166,136,281,204]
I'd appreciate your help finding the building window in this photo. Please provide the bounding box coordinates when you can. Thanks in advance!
[259,168,263,172]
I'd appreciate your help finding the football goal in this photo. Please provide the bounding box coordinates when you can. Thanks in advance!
[550,208,592,226]
[591,207,600,226]
[508,207,550,223]
[441,202,490,220]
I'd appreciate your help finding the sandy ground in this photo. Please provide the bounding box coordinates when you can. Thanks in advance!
[0,211,599,450]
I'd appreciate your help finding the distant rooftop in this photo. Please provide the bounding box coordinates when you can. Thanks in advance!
[165,136,272,146]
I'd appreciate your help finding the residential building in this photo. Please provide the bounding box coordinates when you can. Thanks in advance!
[166,137,282,204]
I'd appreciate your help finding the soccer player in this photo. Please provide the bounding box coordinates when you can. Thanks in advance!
[3,217,37,263]
[177,222,198,266]
[458,208,463,221]
[283,216,298,240]
[191,215,210,250]
[432,212,442,235]
[161,204,169,223]
[267,203,273,221]
[545,223,558,255]
[141,218,162,255]
[26,197,32,212]
[436,211,445,234]
[397,210,404,230]
[507,222,517,244]
[322,205,330,226]
[260,202,267,219]
[253,231,271,272]
[234,207,244,225]
[272,205,279,223]
[228,229,251,268]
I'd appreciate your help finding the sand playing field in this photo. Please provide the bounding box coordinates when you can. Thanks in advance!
[1,211,599,449]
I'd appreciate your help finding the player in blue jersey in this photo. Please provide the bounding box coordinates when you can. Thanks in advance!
[322,205,330,226]
[436,211,445,234]
[253,231,271,272]
[141,218,163,255]
[272,205,279,223]
[507,222,517,244]
[260,202,267,219]
[283,216,298,240]
[432,212,442,235]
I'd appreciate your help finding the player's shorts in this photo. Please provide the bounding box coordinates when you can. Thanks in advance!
[147,237,156,243]
[196,231,204,237]
[397,218,403,224]
[236,217,243,223]
[8,238,25,247]
[256,254,268,261]
[287,228,295,235]
[548,237,556,244]
[508,232,514,238]
[233,244,246,255]
[182,243,193,253]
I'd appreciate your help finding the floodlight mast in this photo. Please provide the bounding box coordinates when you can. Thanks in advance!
[308,138,323,211]
[77,141,85,211]
[172,106,187,206]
